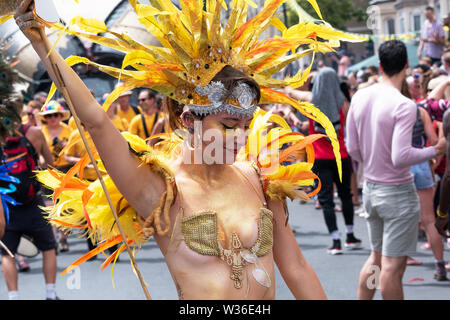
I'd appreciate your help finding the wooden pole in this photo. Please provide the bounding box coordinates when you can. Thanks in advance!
[38,26,151,300]
[0,240,14,258]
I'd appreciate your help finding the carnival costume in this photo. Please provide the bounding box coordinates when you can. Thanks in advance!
[0,50,23,223]
[1,0,361,291]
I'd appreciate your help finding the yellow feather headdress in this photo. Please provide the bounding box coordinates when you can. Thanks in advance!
[33,0,361,177]
[2,0,363,178]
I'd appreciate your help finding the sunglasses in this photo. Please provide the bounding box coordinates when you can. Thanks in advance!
[138,98,149,102]
[44,113,61,119]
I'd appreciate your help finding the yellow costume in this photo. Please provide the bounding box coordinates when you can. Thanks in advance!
[64,130,98,181]
[128,112,161,139]
[21,114,28,124]
[111,116,129,132]
[70,115,129,132]
[115,105,142,124]
[68,117,76,131]
[2,0,363,289]
[41,123,73,169]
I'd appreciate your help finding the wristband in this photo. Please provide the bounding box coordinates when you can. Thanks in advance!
[437,210,448,219]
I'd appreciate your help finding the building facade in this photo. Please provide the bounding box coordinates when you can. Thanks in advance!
[369,0,449,49]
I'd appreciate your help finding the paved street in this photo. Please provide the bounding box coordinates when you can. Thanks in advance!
[0,197,449,300]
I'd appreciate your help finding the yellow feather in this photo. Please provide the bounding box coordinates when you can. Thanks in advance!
[0,15,13,25]
[306,0,323,20]
[69,16,108,34]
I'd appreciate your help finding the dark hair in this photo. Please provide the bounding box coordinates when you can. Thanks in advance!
[420,70,434,98]
[425,6,434,11]
[340,81,351,102]
[57,98,68,109]
[413,64,430,73]
[163,65,261,132]
[401,78,411,99]
[366,65,379,75]
[443,51,450,66]
[360,72,371,83]
[379,40,408,77]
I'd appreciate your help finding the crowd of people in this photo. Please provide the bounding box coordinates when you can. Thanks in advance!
[280,5,449,300]
[0,1,449,301]
[0,83,166,300]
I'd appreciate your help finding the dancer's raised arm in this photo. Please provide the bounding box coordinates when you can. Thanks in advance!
[14,0,165,218]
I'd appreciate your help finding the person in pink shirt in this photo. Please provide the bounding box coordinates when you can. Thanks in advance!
[345,40,447,300]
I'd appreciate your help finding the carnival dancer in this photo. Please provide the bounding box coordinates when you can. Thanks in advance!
[0,91,58,300]
[10,0,361,299]
[435,109,450,238]
[38,100,72,252]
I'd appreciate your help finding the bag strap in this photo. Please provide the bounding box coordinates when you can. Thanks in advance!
[152,112,159,130]
[132,105,141,115]
[141,114,150,138]
[20,124,29,136]
[18,125,38,166]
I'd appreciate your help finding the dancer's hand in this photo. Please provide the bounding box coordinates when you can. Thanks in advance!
[14,0,46,45]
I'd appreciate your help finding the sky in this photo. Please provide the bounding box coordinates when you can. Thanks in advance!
[54,0,123,21]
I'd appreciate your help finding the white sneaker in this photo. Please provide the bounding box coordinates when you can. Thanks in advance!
[354,206,367,218]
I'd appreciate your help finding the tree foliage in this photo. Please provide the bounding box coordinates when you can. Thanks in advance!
[285,0,368,30]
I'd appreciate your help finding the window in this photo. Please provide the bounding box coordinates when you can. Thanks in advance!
[400,17,405,34]
[413,15,421,32]
[387,18,395,35]
[435,0,441,20]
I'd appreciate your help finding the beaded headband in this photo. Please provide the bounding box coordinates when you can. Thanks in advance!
[188,81,257,117]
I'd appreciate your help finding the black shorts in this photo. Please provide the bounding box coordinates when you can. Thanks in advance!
[0,199,56,256]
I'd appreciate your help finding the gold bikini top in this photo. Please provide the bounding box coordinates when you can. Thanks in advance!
[176,164,274,290]
[181,208,273,258]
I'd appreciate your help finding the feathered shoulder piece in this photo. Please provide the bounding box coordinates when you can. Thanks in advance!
[238,108,324,202]
[35,132,177,275]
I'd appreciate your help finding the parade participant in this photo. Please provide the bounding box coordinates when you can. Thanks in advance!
[435,109,450,239]
[423,73,450,271]
[346,40,446,300]
[12,0,360,299]
[286,68,361,255]
[21,100,43,127]
[0,91,58,300]
[39,101,72,171]
[114,84,141,124]
[102,94,129,132]
[410,104,446,280]
[417,6,446,65]
[434,108,450,273]
[128,89,162,141]
[38,100,72,252]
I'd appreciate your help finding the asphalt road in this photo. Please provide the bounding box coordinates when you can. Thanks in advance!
[0,196,449,300]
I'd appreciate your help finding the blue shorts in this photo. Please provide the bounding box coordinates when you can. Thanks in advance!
[411,161,434,190]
